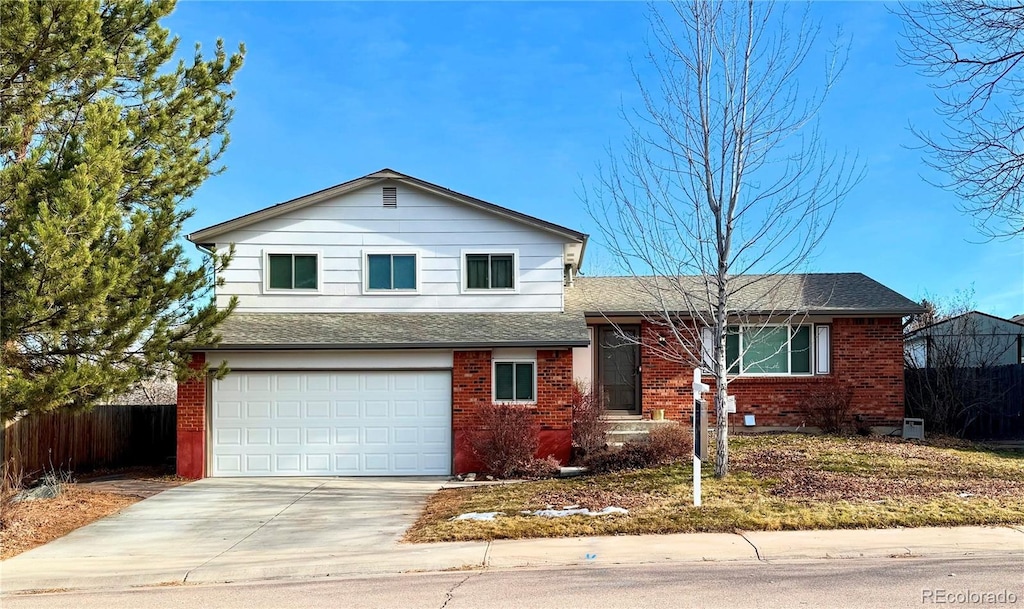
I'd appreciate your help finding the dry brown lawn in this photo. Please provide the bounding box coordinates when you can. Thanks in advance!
[1,467,188,560]
[1,485,138,559]
[405,434,1024,543]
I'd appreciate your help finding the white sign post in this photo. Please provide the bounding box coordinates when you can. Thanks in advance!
[692,368,710,507]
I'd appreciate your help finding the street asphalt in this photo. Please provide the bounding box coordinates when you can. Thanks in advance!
[4,556,1022,609]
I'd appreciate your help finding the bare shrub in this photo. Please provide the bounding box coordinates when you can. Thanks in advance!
[0,461,26,531]
[571,382,608,460]
[517,456,562,480]
[468,404,540,479]
[647,423,693,464]
[581,442,658,474]
[802,380,854,435]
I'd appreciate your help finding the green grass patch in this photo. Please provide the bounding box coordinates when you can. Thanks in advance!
[405,434,1024,542]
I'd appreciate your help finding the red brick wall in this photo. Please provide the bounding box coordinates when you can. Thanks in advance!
[452,349,573,474]
[635,317,905,428]
[176,353,206,479]
[640,321,695,419]
[831,317,905,426]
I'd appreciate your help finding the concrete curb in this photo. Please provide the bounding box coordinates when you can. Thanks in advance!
[2,525,1021,595]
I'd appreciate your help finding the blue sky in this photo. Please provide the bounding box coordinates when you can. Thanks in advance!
[167,1,1023,318]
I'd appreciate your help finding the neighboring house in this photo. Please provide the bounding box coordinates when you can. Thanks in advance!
[177,169,921,478]
[905,311,1024,368]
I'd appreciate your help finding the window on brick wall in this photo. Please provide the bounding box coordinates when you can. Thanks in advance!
[702,324,821,376]
[493,360,536,402]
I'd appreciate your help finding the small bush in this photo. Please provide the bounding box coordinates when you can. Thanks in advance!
[647,423,693,464]
[802,380,854,435]
[581,441,658,474]
[517,456,562,480]
[571,382,607,460]
[468,403,540,479]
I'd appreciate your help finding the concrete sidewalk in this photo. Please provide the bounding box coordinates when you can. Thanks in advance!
[2,524,1021,594]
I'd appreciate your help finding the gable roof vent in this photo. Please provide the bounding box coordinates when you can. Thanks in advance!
[383,186,398,208]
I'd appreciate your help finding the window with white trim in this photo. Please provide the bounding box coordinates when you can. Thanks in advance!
[365,253,417,291]
[465,253,515,290]
[702,324,818,375]
[266,253,318,290]
[493,360,536,402]
[815,325,831,374]
[725,324,813,375]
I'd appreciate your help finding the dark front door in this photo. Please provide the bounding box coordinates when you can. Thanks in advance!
[598,325,641,413]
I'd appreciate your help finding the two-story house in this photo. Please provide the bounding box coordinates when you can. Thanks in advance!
[176,169,922,478]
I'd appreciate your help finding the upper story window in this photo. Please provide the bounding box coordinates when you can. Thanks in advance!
[725,324,812,375]
[366,253,417,291]
[266,253,318,290]
[464,252,516,291]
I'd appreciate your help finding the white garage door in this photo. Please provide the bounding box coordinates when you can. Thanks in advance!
[210,370,451,476]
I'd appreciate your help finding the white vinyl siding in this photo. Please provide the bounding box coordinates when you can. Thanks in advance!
[213,184,567,312]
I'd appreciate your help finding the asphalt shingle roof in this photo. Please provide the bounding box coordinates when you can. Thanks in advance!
[207,312,590,350]
[204,274,918,350]
[565,273,923,316]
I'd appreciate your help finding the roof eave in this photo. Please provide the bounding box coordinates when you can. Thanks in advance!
[195,339,590,351]
[579,308,926,318]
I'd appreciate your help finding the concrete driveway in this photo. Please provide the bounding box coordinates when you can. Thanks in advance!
[1,478,487,592]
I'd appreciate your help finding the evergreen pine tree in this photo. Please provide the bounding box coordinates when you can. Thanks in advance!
[1,0,244,421]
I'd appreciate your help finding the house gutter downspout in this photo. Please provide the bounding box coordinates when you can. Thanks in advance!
[193,242,215,257]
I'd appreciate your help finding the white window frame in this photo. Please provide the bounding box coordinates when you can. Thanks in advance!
[460,248,520,294]
[815,324,831,374]
[262,249,323,295]
[361,249,421,295]
[492,358,537,404]
[730,323,816,377]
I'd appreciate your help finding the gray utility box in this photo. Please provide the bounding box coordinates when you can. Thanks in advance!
[903,418,925,440]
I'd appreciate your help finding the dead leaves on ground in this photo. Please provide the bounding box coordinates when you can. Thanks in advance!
[1,486,138,560]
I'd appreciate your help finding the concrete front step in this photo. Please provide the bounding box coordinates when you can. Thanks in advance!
[603,418,678,445]
[603,419,678,433]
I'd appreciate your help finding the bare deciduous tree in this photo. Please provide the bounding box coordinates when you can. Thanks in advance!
[585,0,860,477]
[896,1,1024,238]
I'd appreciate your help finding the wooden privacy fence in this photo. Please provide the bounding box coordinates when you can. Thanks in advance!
[906,364,1024,440]
[2,404,176,476]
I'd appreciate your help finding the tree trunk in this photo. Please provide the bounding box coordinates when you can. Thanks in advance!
[714,306,729,478]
